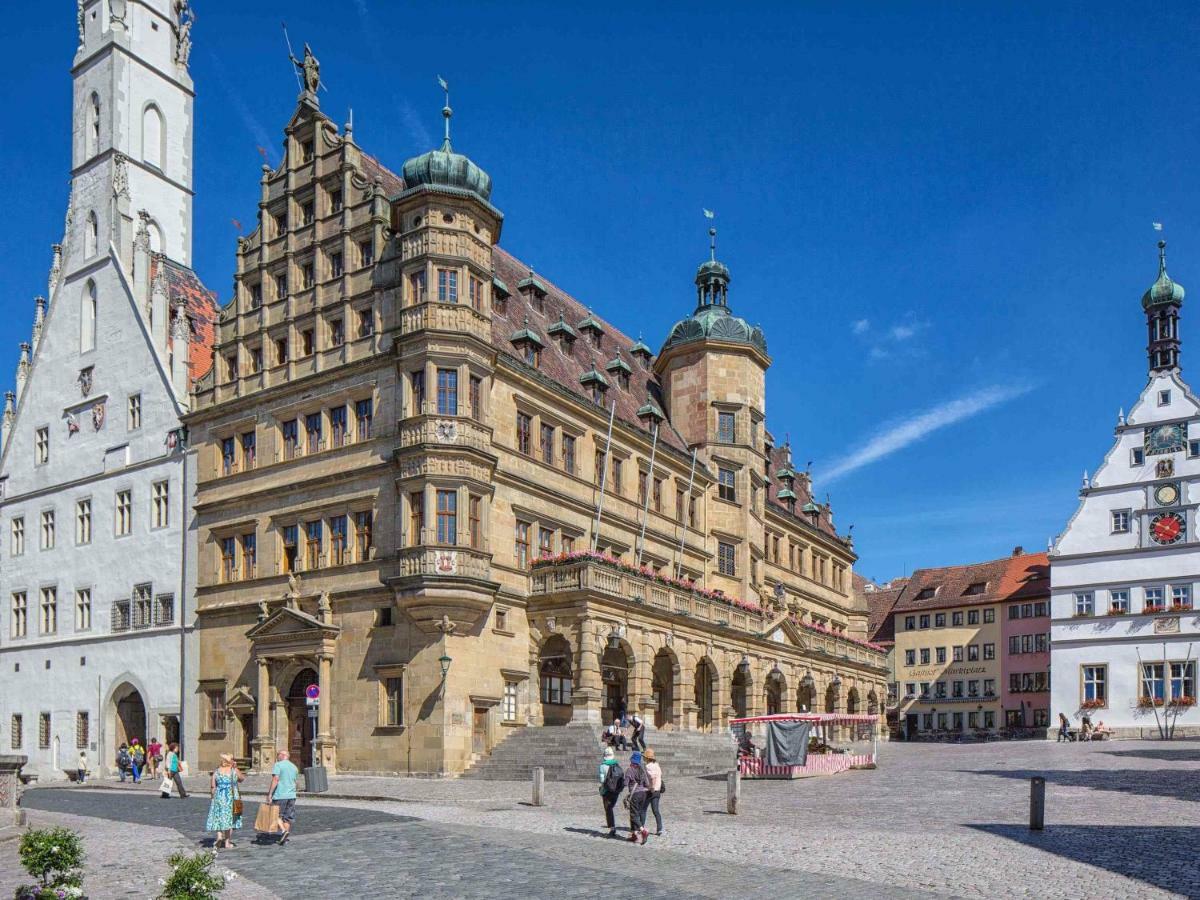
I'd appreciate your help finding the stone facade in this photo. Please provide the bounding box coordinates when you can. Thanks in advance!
[0,0,214,779]
[186,80,887,777]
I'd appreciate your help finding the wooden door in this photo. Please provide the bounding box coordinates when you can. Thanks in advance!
[472,707,488,755]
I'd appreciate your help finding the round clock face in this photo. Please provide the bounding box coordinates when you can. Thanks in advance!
[1151,512,1186,545]
[1155,484,1180,506]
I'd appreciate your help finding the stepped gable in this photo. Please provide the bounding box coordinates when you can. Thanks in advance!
[865,576,907,647]
[763,443,839,537]
[361,151,404,195]
[157,257,218,383]
[490,246,690,455]
[891,555,1016,614]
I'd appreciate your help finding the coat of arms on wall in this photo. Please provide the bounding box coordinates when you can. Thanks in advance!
[1157,458,1175,479]
[91,402,105,431]
[434,550,458,575]
[434,421,458,444]
[77,367,93,397]
[64,412,79,436]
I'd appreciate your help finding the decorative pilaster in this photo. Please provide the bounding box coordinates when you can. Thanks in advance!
[252,658,274,770]
[571,619,603,724]
[315,652,337,771]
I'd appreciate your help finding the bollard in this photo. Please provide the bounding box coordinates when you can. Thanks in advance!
[1029,776,1045,831]
[727,769,740,815]
[532,766,545,807]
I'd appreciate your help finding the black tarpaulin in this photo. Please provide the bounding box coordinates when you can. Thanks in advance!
[763,720,812,766]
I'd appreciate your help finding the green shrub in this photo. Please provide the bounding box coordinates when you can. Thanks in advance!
[156,850,226,900]
[14,827,85,899]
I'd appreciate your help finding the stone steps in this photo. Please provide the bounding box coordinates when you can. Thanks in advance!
[462,724,737,781]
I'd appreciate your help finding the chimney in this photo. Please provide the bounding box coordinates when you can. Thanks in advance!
[1012,546,1024,557]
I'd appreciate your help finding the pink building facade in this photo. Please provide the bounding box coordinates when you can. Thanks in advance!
[1000,553,1050,729]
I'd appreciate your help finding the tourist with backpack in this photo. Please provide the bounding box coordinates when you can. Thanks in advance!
[116,743,132,782]
[624,750,651,844]
[598,747,623,838]
[130,739,145,784]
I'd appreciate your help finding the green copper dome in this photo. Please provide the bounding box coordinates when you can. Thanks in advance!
[402,139,492,202]
[664,305,767,355]
[1143,241,1185,310]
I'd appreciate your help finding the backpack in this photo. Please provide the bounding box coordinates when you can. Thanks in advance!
[117,749,131,768]
[603,761,624,794]
[132,746,145,763]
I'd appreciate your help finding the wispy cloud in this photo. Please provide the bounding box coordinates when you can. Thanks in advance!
[851,316,928,359]
[852,318,870,335]
[818,382,1035,484]
[889,323,920,341]
[354,0,434,149]
[207,51,276,166]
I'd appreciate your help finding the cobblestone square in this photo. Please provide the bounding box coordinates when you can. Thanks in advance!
[3,739,1198,898]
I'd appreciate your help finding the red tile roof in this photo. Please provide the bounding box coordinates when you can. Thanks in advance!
[888,551,1050,616]
[360,151,404,196]
[865,577,908,646]
[158,258,218,385]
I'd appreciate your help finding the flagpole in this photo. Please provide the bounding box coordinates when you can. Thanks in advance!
[590,400,617,552]
[635,422,660,567]
[673,448,698,578]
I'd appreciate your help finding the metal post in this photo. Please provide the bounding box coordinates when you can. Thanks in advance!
[1029,776,1045,830]
[532,766,545,807]
[634,423,660,567]
[726,769,740,815]
[177,443,189,760]
[673,448,698,578]
[590,401,617,552]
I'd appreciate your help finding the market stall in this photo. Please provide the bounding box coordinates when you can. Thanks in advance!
[731,713,879,779]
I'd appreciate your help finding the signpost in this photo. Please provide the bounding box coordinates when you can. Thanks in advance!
[302,683,328,793]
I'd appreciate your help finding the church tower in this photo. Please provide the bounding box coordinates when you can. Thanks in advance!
[1144,239,1185,373]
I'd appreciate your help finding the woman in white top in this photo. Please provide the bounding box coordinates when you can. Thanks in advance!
[643,748,664,836]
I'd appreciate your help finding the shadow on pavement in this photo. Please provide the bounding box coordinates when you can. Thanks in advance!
[964,768,1200,803]
[1099,746,1200,763]
[969,824,1199,898]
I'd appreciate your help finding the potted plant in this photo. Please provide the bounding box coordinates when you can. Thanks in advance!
[14,827,85,899]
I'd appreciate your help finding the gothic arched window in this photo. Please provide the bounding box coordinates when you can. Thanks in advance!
[81,281,97,353]
[142,104,164,169]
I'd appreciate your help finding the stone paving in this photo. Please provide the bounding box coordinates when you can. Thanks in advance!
[7,739,1200,898]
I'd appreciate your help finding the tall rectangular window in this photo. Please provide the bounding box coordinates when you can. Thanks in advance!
[76,712,89,750]
[515,521,531,569]
[437,369,459,415]
[11,591,27,637]
[1083,664,1107,703]
[41,510,56,549]
[437,269,459,303]
[468,495,482,550]
[305,520,323,570]
[11,714,22,749]
[35,427,49,465]
[152,480,169,528]
[409,270,427,303]
[11,517,24,556]
[241,533,256,579]
[469,376,482,422]
[436,491,457,545]
[385,677,403,726]
[282,524,299,573]
[127,394,142,430]
[115,490,131,536]
[503,681,518,722]
[611,457,623,495]
[516,413,532,455]
[359,240,374,268]
[132,584,152,628]
[717,411,735,443]
[76,499,92,544]
[469,275,484,311]
[241,431,256,469]
[329,251,344,279]
[282,420,299,459]
[39,713,50,750]
[638,471,648,507]
[538,527,554,558]
[409,492,425,546]
[305,412,322,454]
[75,588,91,631]
[717,541,736,576]
[355,398,374,441]
[330,405,348,448]
[1170,661,1196,701]
[221,436,237,475]
[329,515,348,565]
[39,587,57,635]
[357,307,374,338]
[1141,662,1165,702]
[562,435,576,474]
[540,424,555,464]
[594,450,606,486]
[653,478,663,511]
[221,536,237,582]
[718,468,737,502]
[329,317,344,347]
[411,370,426,414]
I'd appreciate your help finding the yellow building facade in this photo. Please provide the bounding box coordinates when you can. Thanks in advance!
[186,82,887,776]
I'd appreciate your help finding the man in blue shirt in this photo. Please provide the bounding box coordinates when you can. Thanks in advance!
[268,749,301,845]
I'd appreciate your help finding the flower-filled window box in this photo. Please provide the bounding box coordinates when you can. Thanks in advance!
[1168,695,1197,708]
[1138,695,1166,708]
[1107,607,1128,615]
[1143,605,1166,615]
[1169,603,1192,613]
[1080,698,1106,710]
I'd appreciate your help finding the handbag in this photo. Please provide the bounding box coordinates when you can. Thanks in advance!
[159,775,172,795]
[659,779,666,796]
[231,783,243,818]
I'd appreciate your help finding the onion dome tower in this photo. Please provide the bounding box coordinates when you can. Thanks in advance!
[1144,240,1185,374]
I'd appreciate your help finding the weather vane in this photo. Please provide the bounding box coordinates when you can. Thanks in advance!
[438,75,452,148]
[703,208,716,260]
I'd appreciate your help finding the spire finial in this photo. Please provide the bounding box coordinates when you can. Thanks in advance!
[703,208,716,261]
[1159,239,1168,276]
[437,75,452,150]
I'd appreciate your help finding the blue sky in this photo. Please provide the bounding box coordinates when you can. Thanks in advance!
[2,2,1199,582]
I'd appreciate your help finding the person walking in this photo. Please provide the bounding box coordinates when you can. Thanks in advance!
[616,696,628,728]
[130,739,145,784]
[205,754,244,850]
[1057,713,1071,743]
[623,750,651,844]
[598,746,623,838]
[76,751,88,784]
[267,750,300,846]
[629,712,646,752]
[116,743,132,782]
[163,742,188,799]
[643,748,664,836]
[147,737,162,779]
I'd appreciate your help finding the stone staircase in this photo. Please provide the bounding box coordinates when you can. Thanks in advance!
[461,724,737,781]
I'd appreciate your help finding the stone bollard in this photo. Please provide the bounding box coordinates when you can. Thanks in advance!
[1029,776,1045,831]
[0,755,29,827]
[726,769,740,815]
[532,766,545,807]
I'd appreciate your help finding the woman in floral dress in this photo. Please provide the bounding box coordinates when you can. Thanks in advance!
[205,753,244,849]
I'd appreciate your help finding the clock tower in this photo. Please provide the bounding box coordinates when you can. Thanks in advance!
[1050,240,1200,738]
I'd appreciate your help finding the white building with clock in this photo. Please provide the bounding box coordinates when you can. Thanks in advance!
[0,1,214,778]
[1050,240,1200,738]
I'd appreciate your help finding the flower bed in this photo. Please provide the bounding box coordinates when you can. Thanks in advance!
[794,617,887,653]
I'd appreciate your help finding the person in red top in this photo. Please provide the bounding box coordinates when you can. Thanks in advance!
[146,737,163,779]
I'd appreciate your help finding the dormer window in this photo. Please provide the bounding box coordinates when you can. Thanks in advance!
[962,582,986,596]
[630,338,653,368]
[914,587,937,601]
[517,270,548,314]
[492,276,510,313]
[606,353,633,390]
[510,318,544,369]
[580,366,609,405]
[578,311,605,349]
[547,314,577,354]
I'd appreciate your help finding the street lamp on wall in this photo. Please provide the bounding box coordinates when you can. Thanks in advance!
[737,655,750,675]
[439,654,452,680]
